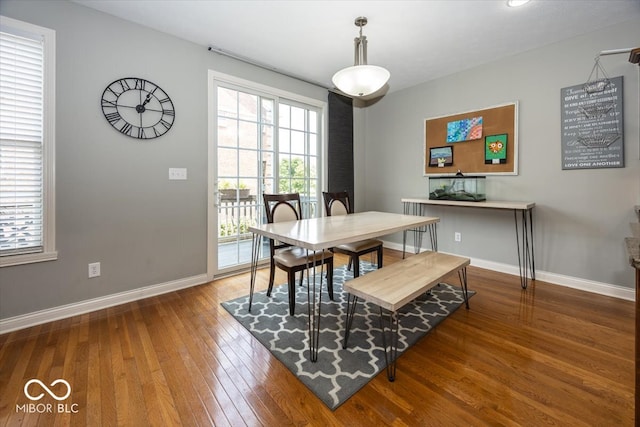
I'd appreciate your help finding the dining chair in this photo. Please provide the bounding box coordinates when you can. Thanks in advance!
[322,191,383,278]
[263,193,334,315]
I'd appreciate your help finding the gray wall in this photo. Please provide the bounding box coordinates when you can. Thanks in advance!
[358,19,640,289]
[1,0,638,323]
[0,0,326,320]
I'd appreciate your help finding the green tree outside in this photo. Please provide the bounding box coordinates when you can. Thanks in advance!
[278,157,315,194]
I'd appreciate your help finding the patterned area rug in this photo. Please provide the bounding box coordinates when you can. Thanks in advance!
[221,263,473,410]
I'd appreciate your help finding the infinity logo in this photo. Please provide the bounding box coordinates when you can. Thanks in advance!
[24,379,71,401]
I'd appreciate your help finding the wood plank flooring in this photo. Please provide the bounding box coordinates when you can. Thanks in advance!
[0,250,634,426]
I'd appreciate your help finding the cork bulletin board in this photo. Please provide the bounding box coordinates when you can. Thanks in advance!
[424,102,518,176]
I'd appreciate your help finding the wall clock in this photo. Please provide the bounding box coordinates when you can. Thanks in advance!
[101,77,175,139]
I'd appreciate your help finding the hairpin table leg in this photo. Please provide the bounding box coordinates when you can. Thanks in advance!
[305,249,324,362]
[514,207,536,289]
[248,232,261,312]
[379,308,399,382]
[342,293,359,349]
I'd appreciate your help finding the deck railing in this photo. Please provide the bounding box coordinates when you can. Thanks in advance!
[217,195,318,243]
[218,195,258,243]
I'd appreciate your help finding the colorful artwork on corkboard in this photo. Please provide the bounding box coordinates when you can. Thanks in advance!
[428,146,454,167]
[485,134,507,164]
[446,116,483,143]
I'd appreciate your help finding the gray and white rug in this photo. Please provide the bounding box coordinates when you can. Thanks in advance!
[221,263,472,410]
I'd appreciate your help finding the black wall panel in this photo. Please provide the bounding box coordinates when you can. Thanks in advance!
[327,92,354,204]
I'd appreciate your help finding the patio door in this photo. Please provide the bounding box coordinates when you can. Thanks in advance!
[212,78,322,275]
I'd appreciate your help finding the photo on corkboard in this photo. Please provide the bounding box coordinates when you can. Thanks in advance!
[428,146,454,168]
[485,134,507,164]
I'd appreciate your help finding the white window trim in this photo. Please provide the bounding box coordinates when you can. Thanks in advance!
[206,70,327,280]
[0,16,57,267]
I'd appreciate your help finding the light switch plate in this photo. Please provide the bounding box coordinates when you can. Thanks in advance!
[169,168,187,180]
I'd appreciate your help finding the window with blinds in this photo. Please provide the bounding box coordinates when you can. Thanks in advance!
[0,16,56,266]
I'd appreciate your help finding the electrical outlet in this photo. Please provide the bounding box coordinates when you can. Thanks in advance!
[88,262,101,278]
[454,232,461,242]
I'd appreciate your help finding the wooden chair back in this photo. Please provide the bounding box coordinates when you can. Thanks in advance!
[264,193,303,224]
[322,191,352,216]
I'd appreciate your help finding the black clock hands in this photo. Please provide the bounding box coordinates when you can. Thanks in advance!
[135,93,153,113]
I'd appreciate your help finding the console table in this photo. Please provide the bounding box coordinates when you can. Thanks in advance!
[401,198,535,288]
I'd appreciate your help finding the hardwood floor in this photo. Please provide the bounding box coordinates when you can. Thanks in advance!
[0,249,634,426]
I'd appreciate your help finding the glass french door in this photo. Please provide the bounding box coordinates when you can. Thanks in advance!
[214,82,321,273]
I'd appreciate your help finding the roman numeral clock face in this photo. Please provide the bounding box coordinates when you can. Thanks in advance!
[101,77,175,139]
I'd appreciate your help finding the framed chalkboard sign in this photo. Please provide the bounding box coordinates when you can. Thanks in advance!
[560,76,624,170]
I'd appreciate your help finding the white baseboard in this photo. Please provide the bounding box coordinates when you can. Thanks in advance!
[0,274,209,334]
[2,241,636,334]
[384,241,636,302]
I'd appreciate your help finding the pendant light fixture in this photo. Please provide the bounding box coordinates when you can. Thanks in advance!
[332,17,390,97]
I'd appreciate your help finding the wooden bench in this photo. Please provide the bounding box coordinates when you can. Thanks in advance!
[342,250,471,381]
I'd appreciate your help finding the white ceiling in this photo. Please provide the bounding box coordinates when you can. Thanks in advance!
[73,0,640,93]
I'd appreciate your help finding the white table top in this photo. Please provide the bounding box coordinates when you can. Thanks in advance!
[401,197,535,210]
[249,211,439,251]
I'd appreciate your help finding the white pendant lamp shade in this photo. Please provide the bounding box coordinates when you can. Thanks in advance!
[332,17,390,97]
[332,65,390,97]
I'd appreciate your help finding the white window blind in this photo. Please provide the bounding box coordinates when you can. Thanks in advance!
[0,24,45,256]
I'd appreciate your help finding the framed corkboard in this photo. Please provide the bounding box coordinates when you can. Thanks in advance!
[424,102,518,176]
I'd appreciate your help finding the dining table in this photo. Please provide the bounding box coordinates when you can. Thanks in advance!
[247,210,440,362]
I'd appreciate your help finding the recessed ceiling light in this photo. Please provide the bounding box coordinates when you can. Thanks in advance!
[507,0,531,7]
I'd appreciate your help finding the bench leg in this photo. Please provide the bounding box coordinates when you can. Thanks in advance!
[342,294,359,349]
[428,223,438,252]
[379,308,400,382]
[458,267,470,309]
